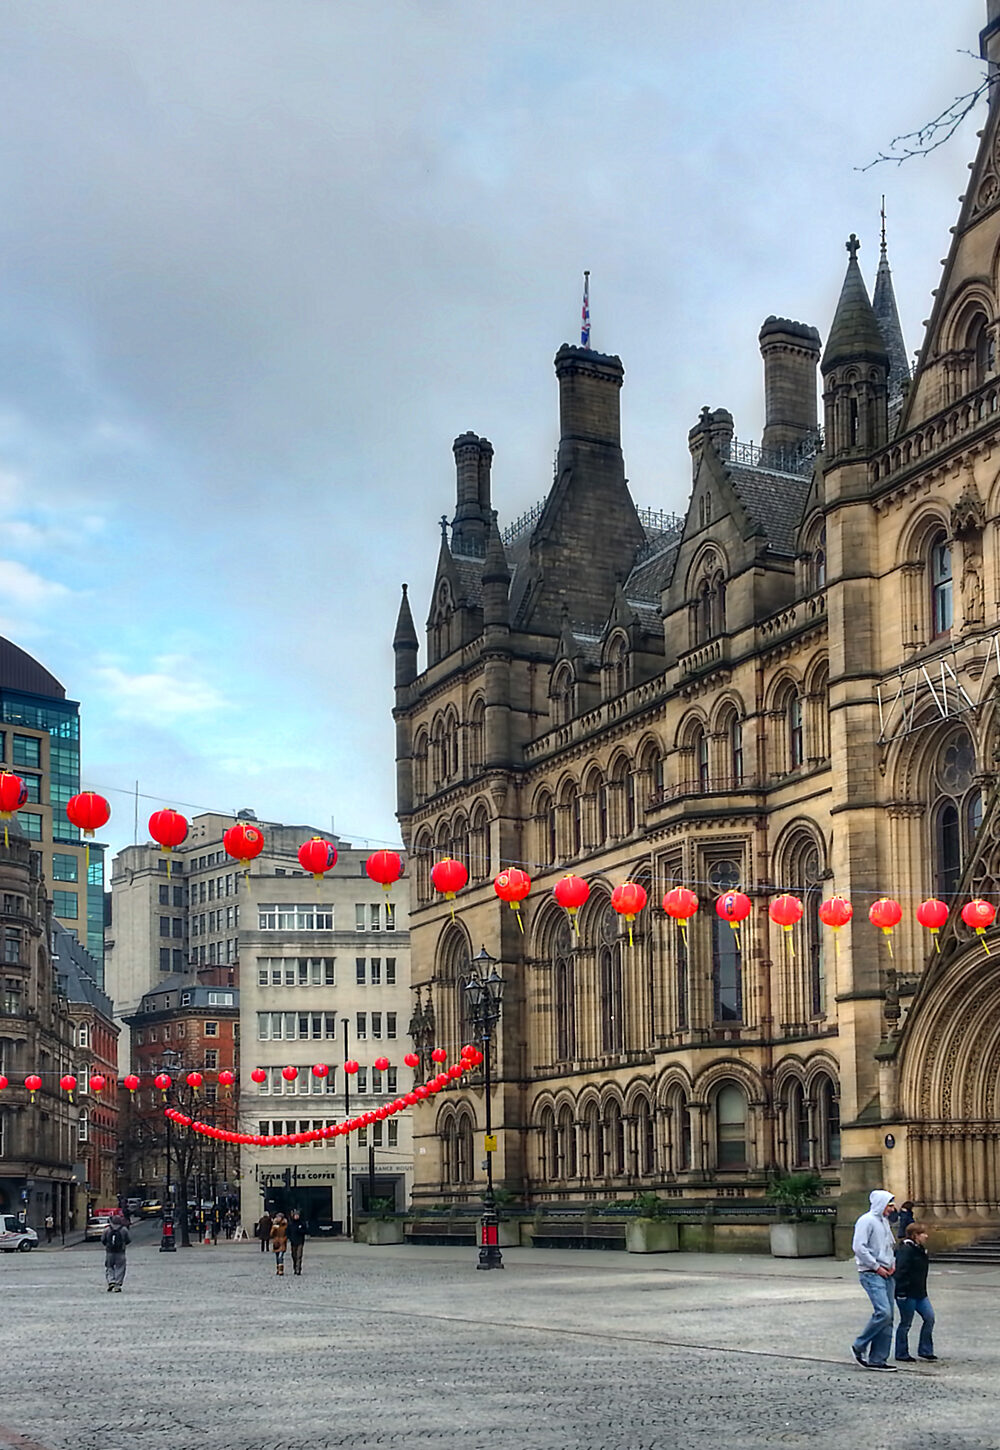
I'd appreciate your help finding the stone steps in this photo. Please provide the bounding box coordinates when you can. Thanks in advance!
[933,1238,1000,1265]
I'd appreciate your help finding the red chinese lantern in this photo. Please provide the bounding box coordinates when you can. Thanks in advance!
[0,772,28,846]
[66,791,110,836]
[467,1047,484,1066]
[447,1063,463,1080]
[770,895,804,956]
[916,897,949,953]
[414,1085,429,1100]
[154,1072,172,1097]
[281,1065,298,1082]
[59,1073,77,1101]
[365,849,403,893]
[431,1047,448,1064]
[123,1074,140,1095]
[460,1044,477,1060]
[962,897,997,954]
[0,1075,7,1091]
[611,881,647,945]
[494,868,531,933]
[715,892,752,934]
[224,822,265,877]
[403,1052,420,1069]
[298,836,338,880]
[344,1060,359,1075]
[186,1072,203,1090]
[869,897,903,958]
[250,1067,267,1084]
[25,1073,42,1102]
[218,1069,235,1091]
[431,857,468,909]
[311,1062,330,1079]
[662,886,699,945]
[374,1056,390,1072]
[554,873,590,934]
[148,809,189,878]
[89,1074,106,1095]
[818,895,853,957]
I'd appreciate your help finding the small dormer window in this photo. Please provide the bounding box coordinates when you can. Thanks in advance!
[970,315,995,388]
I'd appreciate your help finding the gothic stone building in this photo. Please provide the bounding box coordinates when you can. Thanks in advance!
[393,17,1000,1232]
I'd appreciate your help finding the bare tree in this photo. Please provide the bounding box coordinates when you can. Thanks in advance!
[860,56,997,170]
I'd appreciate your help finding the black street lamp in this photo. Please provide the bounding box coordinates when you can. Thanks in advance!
[463,945,505,1271]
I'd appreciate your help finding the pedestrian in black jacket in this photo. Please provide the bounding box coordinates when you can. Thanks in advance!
[894,1222,937,1362]
[287,1210,307,1276]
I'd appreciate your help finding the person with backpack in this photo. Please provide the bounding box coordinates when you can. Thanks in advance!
[101,1212,131,1293]
[895,1222,937,1363]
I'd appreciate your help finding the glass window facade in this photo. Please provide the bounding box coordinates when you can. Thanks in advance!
[53,890,78,918]
[52,853,78,882]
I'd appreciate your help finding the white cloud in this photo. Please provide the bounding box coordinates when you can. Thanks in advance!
[0,559,70,607]
[95,654,226,724]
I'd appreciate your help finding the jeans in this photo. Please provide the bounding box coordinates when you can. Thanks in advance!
[290,1242,304,1275]
[104,1252,127,1288]
[854,1271,895,1364]
[895,1296,935,1358]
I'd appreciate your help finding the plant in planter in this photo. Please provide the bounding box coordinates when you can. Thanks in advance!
[768,1171,833,1258]
[490,1186,526,1245]
[364,1197,405,1246]
[625,1192,679,1254]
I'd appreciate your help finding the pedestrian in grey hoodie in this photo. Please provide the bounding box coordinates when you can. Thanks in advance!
[101,1212,131,1293]
[851,1189,897,1370]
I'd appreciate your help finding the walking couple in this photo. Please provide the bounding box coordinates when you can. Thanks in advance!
[851,1190,937,1370]
[269,1210,307,1276]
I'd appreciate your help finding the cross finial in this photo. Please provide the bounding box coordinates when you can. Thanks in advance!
[846,233,860,262]
[439,514,449,539]
[880,196,887,258]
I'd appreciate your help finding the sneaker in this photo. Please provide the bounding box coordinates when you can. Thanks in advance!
[851,1345,867,1367]
[896,1355,917,1363]
[867,1363,897,1372]
[106,1283,114,1292]
[918,1354,938,1362]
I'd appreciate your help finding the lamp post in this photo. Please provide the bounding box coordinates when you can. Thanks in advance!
[463,945,505,1271]
[159,1049,182,1253]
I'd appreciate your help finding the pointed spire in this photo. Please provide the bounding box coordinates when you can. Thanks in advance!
[871,202,911,402]
[821,235,889,374]
[393,584,418,687]
[482,512,510,629]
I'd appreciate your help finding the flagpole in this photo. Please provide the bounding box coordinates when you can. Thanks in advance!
[581,270,590,349]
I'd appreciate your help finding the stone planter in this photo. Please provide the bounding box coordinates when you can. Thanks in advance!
[365,1220,405,1245]
[625,1218,679,1254]
[498,1220,522,1248]
[769,1220,834,1258]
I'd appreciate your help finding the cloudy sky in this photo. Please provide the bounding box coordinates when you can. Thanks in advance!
[0,0,988,860]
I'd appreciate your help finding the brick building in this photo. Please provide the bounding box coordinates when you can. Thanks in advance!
[393,8,1000,1237]
[54,922,119,1215]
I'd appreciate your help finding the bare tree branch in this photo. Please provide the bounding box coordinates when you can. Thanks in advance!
[858,56,997,170]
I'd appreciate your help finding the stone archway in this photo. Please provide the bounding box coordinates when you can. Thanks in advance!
[899,948,1000,1220]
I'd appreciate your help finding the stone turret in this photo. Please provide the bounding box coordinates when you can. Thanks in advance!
[822,236,889,460]
[393,583,418,688]
[450,432,493,556]
[759,317,821,453]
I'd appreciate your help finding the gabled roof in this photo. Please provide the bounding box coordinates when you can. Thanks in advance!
[725,462,813,556]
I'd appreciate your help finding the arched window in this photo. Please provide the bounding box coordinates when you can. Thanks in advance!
[724,713,744,787]
[559,1105,578,1179]
[467,699,484,774]
[780,832,827,1016]
[605,636,628,698]
[817,1076,841,1165]
[442,1118,457,1182]
[452,814,469,871]
[558,782,582,859]
[605,1100,626,1176]
[535,792,557,867]
[584,768,607,850]
[788,692,805,768]
[414,830,433,903]
[457,1114,474,1183]
[698,581,713,643]
[787,1081,810,1166]
[811,525,827,592]
[413,732,429,801]
[583,1101,603,1179]
[930,728,981,897]
[930,534,953,637]
[553,920,575,1061]
[539,1107,558,1181]
[665,1087,691,1173]
[612,757,636,835]
[970,314,995,387]
[636,1097,655,1176]
[552,667,575,726]
[469,805,490,880]
[713,572,727,634]
[444,710,460,779]
[709,860,742,1022]
[599,942,624,1054]
[688,724,709,792]
[430,719,446,788]
[715,1083,748,1169]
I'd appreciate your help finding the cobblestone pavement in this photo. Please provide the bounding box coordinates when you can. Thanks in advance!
[2,1240,999,1450]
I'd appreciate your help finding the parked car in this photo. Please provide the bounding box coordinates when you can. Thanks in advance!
[125,1197,143,1214]
[139,1200,162,1218]
[0,1214,38,1252]
[84,1215,111,1243]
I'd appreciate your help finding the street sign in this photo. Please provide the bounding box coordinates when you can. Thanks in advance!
[484,1134,497,1153]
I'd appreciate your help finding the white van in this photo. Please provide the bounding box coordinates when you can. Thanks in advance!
[0,1214,38,1252]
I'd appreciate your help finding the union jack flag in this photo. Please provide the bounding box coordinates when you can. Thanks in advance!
[581,271,590,348]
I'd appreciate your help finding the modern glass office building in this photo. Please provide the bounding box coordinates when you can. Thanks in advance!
[0,638,105,978]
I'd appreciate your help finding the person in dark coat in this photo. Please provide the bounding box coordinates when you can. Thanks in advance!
[287,1209,307,1276]
[896,1201,916,1238]
[269,1212,288,1276]
[894,1222,936,1362]
[256,1211,272,1253]
[101,1212,131,1292]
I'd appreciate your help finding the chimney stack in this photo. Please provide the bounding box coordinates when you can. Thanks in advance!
[758,316,821,453]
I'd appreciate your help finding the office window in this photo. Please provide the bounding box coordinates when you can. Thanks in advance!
[159,948,171,971]
[356,1068,368,1093]
[386,958,396,985]
[372,1120,384,1147]
[357,1126,368,1147]
[77,1110,89,1143]
[159,916,170,937]
[356,1013,367,1040]
[355,904,366,932]
[159,884,170,905]
[204,1049,218,1070]
[52,854,78,882]
[208,991,234,1005]
[372,1069,383,1094]
[173,886,184,907]
[388,1120,398,1148]
[204,1021,218,1037]
[257,903,333,930]
[370,958,381,985]
[356,957,366,985]
[12,735,41,769]
[21,774,41,803]
[371,1012,382,1039]
[387,1067,397,1093]
[172,918,183,939]
[385,902,395,932]
[163,1024,171,1040]
[53,891,78,918]
[172,950,183,971]
[387,1012,397,1040]
[370,903,381,932]
[76,1023,89,1049]
[18,812,41,840]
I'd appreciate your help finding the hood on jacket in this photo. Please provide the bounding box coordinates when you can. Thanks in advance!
[868,1190,894,1215]
[109,1213,126,1227]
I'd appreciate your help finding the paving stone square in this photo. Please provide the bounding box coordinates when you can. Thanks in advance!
[2,1235,999,1450]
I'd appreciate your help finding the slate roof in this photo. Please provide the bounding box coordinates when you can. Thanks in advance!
[726,463,813,556]
[452,554,484,608]
[53,921,114,1018]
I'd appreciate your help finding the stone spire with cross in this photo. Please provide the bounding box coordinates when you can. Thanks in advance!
[871,200,911,406]
[821,233,890,375]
